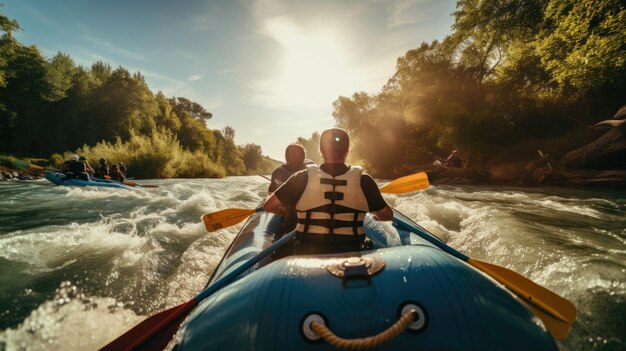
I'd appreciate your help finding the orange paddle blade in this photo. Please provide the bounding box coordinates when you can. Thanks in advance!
[468,258,576,339]
[201,208,258,232]
[379,172,429,194]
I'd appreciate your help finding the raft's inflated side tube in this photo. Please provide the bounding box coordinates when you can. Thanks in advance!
[44,171,133,190]
[207,212,283,284]
[172,213,557,351]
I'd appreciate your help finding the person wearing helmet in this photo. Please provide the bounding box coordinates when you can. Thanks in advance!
[263,128,393,255]
[63,154,89,180]
[79,156,95,177]
[95,158,109,179]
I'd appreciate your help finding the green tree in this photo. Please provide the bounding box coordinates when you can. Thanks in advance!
[86,67,158,144]
[537,0,626,93]
[296,131,322,164]
[240,143,263,173]
[43,52,76,102]
[90,61,112,86]
[213,127,245,175]
[0,44,48,154]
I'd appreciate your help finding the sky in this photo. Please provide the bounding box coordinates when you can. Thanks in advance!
[2,0,457,160]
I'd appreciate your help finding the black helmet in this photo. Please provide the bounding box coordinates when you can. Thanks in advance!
[79,156,86,161]
[99,158,106,164]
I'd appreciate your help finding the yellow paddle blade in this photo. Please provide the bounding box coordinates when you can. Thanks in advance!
[201,208,257,232]
[379,172,429,194]
[468,258,576,339]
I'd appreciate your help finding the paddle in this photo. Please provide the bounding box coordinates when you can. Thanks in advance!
[392,210,576,340]
[99,230,297,351]
[202,171,430,232]
[256,172,271,181]
[102,175,159,188]
[14,160,59,172]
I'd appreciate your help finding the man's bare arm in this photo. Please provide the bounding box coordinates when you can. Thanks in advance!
[371,205,393,221]
[263,193,290,217]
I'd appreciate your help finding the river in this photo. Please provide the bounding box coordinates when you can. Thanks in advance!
[0,177,624,350]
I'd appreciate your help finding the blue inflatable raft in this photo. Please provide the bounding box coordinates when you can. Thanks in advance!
[44,171,133,190]
[169,211,558,350]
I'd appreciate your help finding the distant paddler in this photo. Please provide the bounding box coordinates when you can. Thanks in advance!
[60,154,90,181]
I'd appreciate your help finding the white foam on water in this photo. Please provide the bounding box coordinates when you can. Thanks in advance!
[0,224,147,274]
[536,199,602,219]
[1,180,624,351]
[164,229,237,306]
[0,282,144,351]
[62,186,151,200]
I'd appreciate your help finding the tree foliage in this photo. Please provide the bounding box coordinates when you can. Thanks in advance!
[329,0,624,177]
[0,10,274,177]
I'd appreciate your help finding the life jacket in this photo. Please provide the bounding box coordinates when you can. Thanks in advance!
[65,161,89,180]
[111,170,125,182]
[295,165,368,239]
[96,164,109,178]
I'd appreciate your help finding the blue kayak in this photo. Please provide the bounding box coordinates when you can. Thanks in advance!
[169,211,558,350]
[44,171,133,190]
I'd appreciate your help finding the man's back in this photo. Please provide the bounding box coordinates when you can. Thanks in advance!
[273,163,387,254]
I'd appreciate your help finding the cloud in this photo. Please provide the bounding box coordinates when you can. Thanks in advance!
[187,74,202,81]
[20,3,62,31]
[385,0,441,30]
[78,26,145,61]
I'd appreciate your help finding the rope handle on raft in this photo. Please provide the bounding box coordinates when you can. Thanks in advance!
[308,309,417,350]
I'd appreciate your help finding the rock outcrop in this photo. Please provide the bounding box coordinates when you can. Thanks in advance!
[562,125,626,170]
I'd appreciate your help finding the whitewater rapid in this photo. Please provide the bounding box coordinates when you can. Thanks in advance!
[0,177,624,350]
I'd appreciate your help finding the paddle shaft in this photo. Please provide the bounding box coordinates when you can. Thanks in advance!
[392,209,575,338]
[256,172,271,182]
[392,212,563,317]
[14,161,60,173]
[99,175,158,188]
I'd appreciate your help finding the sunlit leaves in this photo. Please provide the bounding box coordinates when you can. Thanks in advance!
[43,52,76,102]
[538,0,626,92]
[330,0,624,176]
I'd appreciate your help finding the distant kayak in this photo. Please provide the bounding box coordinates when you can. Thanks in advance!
[44,171,133,190]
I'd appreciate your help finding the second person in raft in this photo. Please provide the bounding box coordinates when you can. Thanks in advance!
[268,143,313,193]
[263,128,393,255]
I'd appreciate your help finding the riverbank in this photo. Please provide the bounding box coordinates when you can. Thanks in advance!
[0,155,44,180]
[422,163,626,187]
[5,159,625,188]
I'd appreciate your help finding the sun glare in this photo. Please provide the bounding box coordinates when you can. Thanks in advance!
[261,18,354,108]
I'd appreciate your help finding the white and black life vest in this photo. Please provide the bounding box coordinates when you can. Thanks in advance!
[295,165,369,237]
